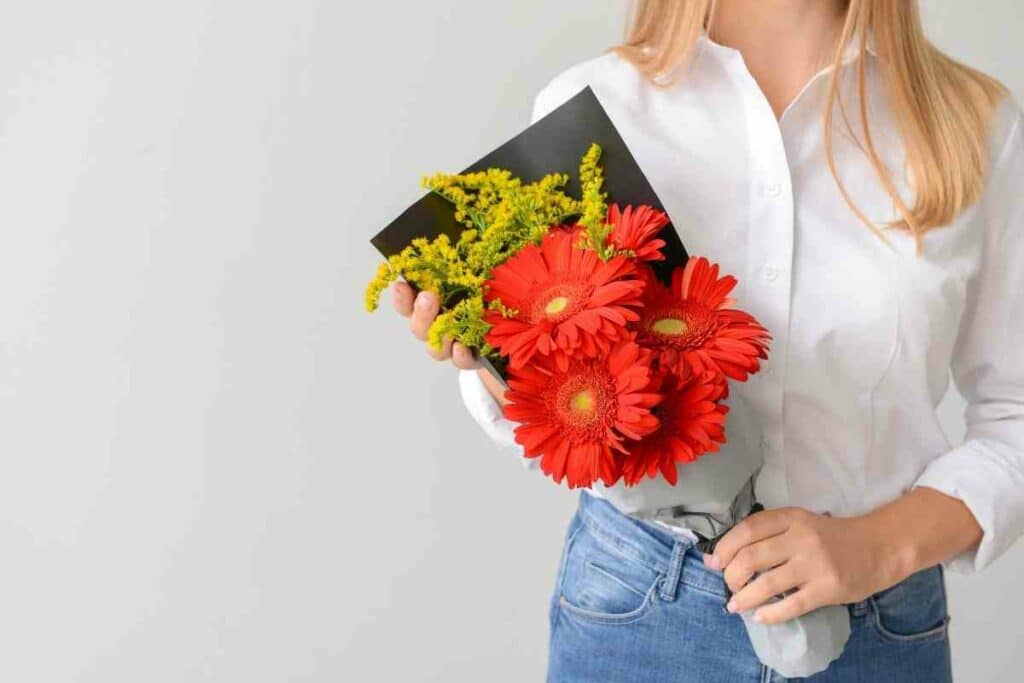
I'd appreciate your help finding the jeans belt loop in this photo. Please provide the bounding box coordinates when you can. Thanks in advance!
[849,599,870,617]
[659,537,688,603]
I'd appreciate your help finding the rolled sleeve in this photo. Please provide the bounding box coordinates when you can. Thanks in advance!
[913,109,1024,573]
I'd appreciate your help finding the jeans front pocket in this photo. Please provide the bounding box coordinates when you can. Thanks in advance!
[556,520,663,625]
[869,565,950,644]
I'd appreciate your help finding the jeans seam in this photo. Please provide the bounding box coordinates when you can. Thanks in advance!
[579,514,664,575]
[586,561,648,599]
[550,517,585,633]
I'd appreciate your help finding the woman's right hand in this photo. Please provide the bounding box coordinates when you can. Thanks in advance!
[391,281,482,370]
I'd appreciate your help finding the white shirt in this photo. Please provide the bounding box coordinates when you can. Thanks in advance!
[458,35,1024,574]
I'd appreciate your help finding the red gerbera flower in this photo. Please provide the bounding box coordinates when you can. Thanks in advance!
[503,340,662,488]
[484,230,645,370]
[606,203,669,261]
[621,370,729,487]
[636,258,771,381]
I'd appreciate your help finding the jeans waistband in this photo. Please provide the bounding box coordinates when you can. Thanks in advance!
[577,490,947,614]
[577,491,731,600]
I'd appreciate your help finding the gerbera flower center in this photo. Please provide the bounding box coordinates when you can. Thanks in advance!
[544,296,570,316]
[549,367,616,437]
[570,389,596,415]
[529,282,592,323]
[645,301,716,348]
[651,318,688,336]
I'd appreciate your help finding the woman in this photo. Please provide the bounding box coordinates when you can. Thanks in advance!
[393,1,1023,680]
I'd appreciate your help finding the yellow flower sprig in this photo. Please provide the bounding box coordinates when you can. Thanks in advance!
[365,144,610,362]
[573,144,614,259]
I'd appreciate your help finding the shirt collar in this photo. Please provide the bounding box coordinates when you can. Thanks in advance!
[696,29,877,68]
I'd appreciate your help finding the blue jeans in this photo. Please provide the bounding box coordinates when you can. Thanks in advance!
[547,491,952,682]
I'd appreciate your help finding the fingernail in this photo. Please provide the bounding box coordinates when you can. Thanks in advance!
[415,293,435,309]
[726,599,738,613]
[707,555,722,570]
[753,611,764,623]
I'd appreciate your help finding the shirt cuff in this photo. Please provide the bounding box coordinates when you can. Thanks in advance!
[457,369,537,470]
[912,439,1024,574]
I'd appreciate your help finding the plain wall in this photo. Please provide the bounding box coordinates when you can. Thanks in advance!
[0,1,1021,681]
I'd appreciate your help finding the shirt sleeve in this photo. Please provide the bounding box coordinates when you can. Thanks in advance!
[458,369,538,471]
[456,76,589,468]
[913,108,1024,573]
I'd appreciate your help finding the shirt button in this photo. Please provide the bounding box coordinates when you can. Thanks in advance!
[765,182,782,197]
[763,264,780,282]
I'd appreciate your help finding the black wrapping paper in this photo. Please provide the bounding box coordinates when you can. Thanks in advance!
[370,86,688,380]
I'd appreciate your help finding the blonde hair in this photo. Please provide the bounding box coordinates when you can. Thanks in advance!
[613,0,1007,253]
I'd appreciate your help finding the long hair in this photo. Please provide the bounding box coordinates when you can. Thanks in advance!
[613,0,1007,254]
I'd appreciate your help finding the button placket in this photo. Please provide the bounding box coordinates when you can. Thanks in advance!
[725,53,795,508]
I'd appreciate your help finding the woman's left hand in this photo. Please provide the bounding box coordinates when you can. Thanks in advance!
[704,487,983,624]
[703,507,902,625]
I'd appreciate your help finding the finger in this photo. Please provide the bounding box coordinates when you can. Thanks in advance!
[451,343,481,370]
[727,563,802,614]
[409,291,439,341]
[722,536,791,593]
[392,282,415,317]
[753,585,824,625]
[711,509,793,569]
[427,336,454,362]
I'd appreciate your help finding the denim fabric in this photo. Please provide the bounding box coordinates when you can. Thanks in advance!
[547,491,952,682]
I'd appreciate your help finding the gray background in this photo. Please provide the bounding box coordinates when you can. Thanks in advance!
[0,1,1021,681]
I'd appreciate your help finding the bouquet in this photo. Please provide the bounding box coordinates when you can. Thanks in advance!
[366,143,770,490]
[365,87,855,679]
